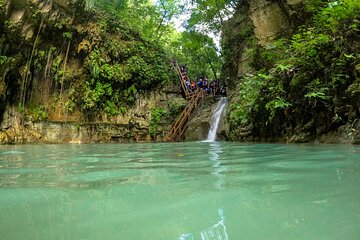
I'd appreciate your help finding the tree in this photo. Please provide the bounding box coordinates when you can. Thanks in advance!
[186,0,237,34]
[171,30,222,79]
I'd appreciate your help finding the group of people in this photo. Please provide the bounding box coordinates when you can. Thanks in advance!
[178,63,226,97]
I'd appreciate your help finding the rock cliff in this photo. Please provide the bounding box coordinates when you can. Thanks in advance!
[0,0,181,144]
[221,0,360,144]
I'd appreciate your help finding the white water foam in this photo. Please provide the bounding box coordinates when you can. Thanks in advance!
[179,208,229,240]
[206,97,227,141]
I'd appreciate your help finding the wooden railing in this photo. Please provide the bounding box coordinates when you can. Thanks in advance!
[167,89,205,141]
[167,60,207,141]
[172,61,192,98]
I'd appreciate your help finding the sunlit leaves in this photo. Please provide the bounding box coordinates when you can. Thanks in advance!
[185,0,236,33]
[171,30,222,78]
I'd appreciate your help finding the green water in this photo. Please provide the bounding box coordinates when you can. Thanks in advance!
[0,142,359,240]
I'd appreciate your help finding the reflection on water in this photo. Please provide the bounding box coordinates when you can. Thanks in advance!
[209,142,226,190]
[0,143,360,240]
[180,209,228,240]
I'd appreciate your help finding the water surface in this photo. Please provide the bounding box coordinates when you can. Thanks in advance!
[0,142,359,239]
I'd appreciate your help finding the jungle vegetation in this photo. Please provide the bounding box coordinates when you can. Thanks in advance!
[227,0,360,141]
[0,0,227,119]
[0,0,359,141]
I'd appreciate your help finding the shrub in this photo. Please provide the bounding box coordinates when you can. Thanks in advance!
[149,107,167,137]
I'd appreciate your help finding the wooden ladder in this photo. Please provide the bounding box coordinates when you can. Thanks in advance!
[172,61,192,99]
[167,89,205,141]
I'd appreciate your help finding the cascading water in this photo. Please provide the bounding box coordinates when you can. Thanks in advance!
[206,97,227,141]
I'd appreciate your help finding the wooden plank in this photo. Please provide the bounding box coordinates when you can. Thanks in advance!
[167,63,207,141]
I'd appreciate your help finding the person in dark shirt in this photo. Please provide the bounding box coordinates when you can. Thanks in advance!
[220,84,227,96]
[197,79,203,88]
[203,78,208,93]
[210,80,216,96]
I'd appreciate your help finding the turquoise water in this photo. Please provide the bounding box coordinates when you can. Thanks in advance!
[0,142,359,240]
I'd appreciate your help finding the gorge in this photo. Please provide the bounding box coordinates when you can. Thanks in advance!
[1,1,360,239]
[0,0,359,144]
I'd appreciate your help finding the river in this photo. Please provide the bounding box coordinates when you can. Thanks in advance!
[0,142,359,239]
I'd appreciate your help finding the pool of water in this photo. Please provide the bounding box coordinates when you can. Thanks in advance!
[0,142,359,240]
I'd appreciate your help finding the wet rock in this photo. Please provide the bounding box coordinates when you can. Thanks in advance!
[185,97,227,141]
[316,120,360,144]
[286,132,311,143]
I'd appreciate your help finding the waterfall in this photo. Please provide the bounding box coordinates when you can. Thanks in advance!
[206,97,227,141]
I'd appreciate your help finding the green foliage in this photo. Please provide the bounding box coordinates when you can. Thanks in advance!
[94,0,182,43]
[304,79,330,101]
[187,0,237,33]
[171,31,222,79]
[54,18,69,30]
[52,56,63,82]
[304,91,329,100]
[229,73,267,126]
[65,99,76,113]
[63,32,72,39]
[123,85,137,104]
[304,0,327,13]
[65,88,77,113]
[33,50,47,69]
[68,16,171,115]
[82,80,113,110]
[26,106,48,121]
[265,97,292,120]
[92,0,224,81]
[104,100,119,115]
[313,0,360,32]
[0,56,15,96]
[0,56,14,65]
[75,124,81,131]
[149,107,167,137]
[168,98,187,116]
[229,0,360,138]
[120,106,127,114]
[87,49,131,83]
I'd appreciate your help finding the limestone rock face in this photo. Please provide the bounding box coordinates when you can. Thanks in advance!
[222,0,304,81]
[0,0,182,144]
[248,0,304,46]
[0,91,182,144]
[185,98,213,141]
[250,1,291,46]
